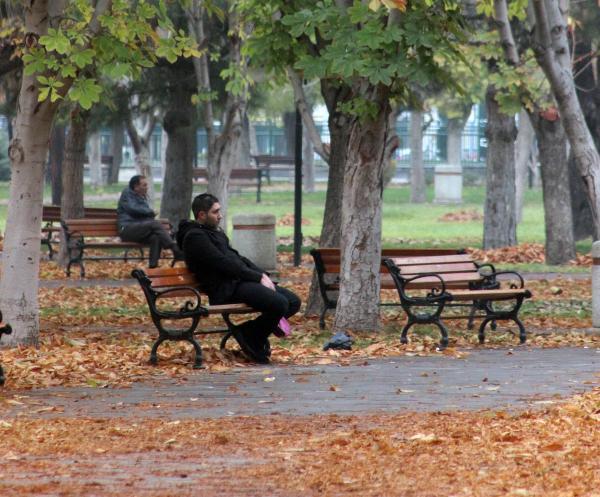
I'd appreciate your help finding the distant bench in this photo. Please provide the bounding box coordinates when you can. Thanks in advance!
[0,311,12,386]
[310,247,466,329]
[41,205,117,259]
[132,266,258,368]
[61,217,173,277]
[192,168,263,202]
[193,156,296,203]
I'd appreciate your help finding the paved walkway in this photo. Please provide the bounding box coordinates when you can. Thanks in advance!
[5,347,599,420]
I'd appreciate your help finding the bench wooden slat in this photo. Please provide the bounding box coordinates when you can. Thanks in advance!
[398,262,479,275]
[150,274,200,288]
[449,289,531,300]
[392,254,475,265]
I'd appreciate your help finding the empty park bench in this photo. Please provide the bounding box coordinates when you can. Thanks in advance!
[132,266,257,369]
[41,205,116,259]
[310,247,466,329]
[0,311,12,386]
[192,168,264,202]
[61,217,173,277]
[252,155,295,187]
[382,255,532,349]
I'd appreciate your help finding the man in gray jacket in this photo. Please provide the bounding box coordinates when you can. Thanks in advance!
[117,175,183,268]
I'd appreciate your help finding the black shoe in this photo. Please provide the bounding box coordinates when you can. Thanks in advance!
[172,246,185,261]
[233,329,269,364]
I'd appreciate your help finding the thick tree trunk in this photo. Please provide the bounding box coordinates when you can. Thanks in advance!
[161,93,196,228]
[109,122,124,185]
[515,110,535,223]
[49,123,65,205]
[532,0,600,238]
[569,37,599,240]
[304,81,351,316]
[530,113,575,263]
[0,1,57,346]
[88,131,103,187]
[410,109,426,203]
[57,111,88,267]
[333,83,390,333]
[61,113,87,220]
[483,87,517,248]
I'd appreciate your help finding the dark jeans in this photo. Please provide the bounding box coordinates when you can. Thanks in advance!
[120,220,175,268]
[228,282,301,340]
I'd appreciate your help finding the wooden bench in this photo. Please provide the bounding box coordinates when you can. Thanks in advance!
[41,205,116,259]
[61,218,173,277]
[0,311,12,386]
[132,267,257,368]
[310,247,467,329]
[252,155,296,188]
[382,255,532,349]
[192,168,264,202]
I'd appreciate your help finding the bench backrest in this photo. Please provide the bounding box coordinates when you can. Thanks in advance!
[311,247,466,275]
[43,205,117,223]
[145,266,200,289]
[387,255,483,289]
[62,218,171,237]
[192,168,258,180]
[252,155,295,166]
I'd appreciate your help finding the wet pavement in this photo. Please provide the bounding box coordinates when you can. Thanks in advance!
[5,347,599,420]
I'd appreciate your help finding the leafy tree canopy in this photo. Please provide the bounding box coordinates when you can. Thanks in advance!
[21,0,200,110]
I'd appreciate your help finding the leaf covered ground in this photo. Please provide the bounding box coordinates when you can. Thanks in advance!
[0,244,597,496]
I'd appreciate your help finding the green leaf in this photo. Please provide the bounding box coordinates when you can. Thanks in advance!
[68,78,102,110]
[39,28,72,55]
[71,48,95,69]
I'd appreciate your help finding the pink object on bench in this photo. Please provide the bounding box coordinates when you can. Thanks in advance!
[273,317,291,338]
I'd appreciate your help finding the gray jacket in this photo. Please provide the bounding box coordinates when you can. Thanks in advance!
[116,187,155,231]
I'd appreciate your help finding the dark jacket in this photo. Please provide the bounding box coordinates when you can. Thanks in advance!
[116,187,156,231]
[176,220,264,304]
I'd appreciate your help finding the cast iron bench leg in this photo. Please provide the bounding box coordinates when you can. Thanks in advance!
[186,332,204,369]
[150,335,167,365]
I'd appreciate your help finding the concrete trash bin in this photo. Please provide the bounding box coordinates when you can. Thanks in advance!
[434,164,463,204]
[231,214,277,272]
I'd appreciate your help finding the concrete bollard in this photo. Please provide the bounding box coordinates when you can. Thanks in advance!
[231,213,277,272]
[434,164,463,204]
[593,241,600,327]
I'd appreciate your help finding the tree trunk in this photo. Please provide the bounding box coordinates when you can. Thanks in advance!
[57,111,88,267]
[208,100,246,230]
[410,109,426,203]
[447,117,464,166]
[569,35,599,240]
[304,81,351,316]
[333,83,390,333]
[161,92,196,228]
[515,110,535,224]
[0,0,57,346]
[61,113,88,220]
[48,123,65,205]
[483,86,517,248]
[303,131,315,193]
[109,122,124,185]
[532,0,600,238]
[88,131,103,187]
[530,113,575,263]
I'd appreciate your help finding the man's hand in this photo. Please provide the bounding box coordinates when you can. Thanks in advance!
[260,273,276,291]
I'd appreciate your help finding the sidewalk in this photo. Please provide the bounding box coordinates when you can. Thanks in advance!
[4,347,599,420]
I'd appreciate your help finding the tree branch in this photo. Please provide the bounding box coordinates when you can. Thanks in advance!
[493,0,519,65]
[287,68,330,164]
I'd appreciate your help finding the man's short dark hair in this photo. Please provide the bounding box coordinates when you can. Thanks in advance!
[192,193,219,219]
[129,175,145,190]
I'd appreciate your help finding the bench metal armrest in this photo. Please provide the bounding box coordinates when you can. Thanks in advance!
[383,259,450,304]
[153,286,209,318]
[485,270,526,289]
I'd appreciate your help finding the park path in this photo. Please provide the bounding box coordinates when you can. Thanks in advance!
[3,347,599,420]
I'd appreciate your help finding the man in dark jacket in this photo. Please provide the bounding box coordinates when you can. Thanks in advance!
[117,175,183,268]
[177,193,301,363]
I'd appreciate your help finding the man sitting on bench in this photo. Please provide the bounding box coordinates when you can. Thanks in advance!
[117,175,183,268]
[177,193,301,363]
